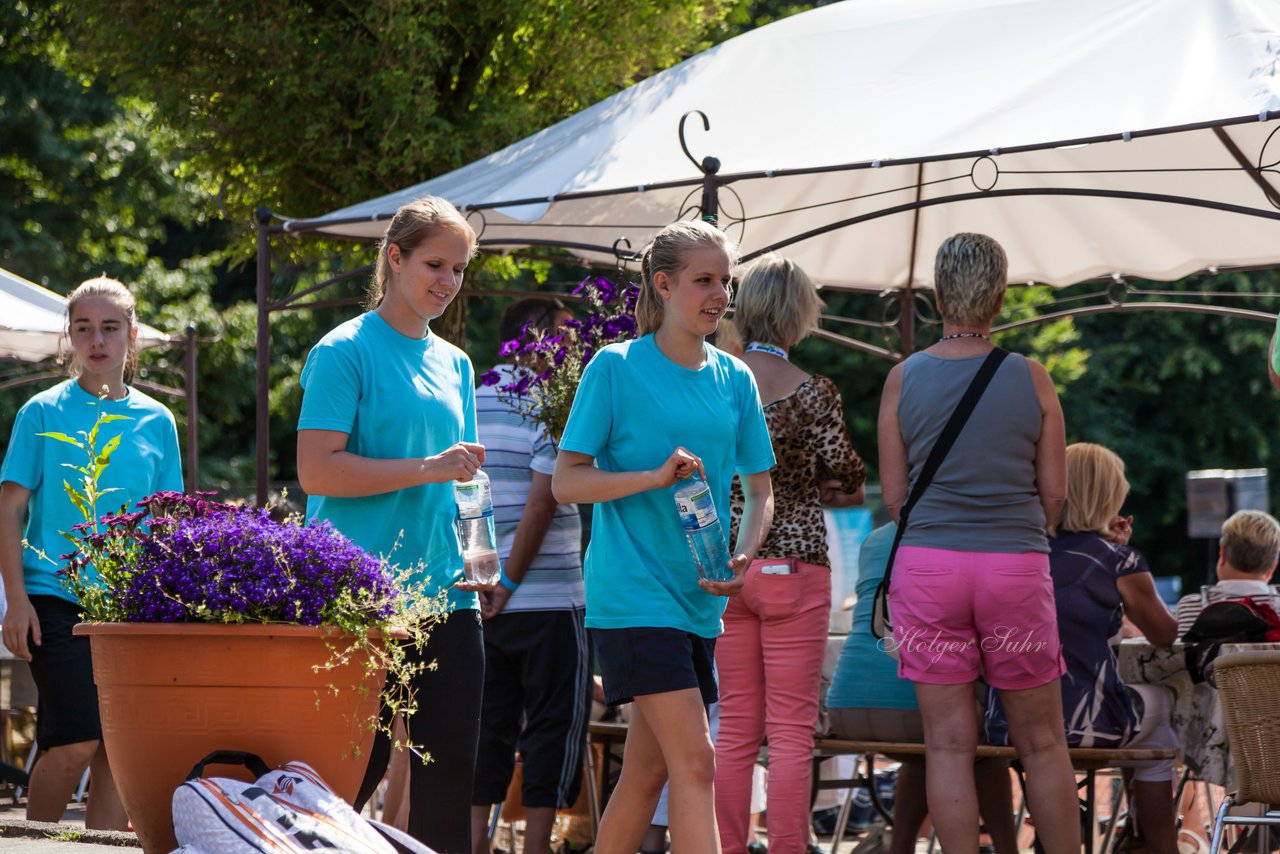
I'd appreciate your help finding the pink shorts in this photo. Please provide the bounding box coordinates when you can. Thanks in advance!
[889,545,1065,690]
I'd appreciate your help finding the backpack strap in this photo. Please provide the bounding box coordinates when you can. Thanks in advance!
[184,750,273,782]
[873,348,1010,637]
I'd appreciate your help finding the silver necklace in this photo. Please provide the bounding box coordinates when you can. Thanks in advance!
[938,331,989,342]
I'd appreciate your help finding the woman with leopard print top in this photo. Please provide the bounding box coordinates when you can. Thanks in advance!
[717,254,865,854]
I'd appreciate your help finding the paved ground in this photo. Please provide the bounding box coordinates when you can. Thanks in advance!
[0,800,139,850]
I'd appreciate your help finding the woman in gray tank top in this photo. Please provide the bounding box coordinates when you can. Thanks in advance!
[877,233,1076,854]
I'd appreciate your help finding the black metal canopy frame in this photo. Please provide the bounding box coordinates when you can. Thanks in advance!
[253,110,1280,504]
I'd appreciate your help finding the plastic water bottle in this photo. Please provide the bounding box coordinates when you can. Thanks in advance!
[454,471,502,586]
[673,476,733,583]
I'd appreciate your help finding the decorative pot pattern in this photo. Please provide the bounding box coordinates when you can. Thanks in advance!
[74,622,387,853]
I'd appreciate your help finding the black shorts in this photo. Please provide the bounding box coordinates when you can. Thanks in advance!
[473,609,591,809]
[27,596,102,748]
[590,626,717,707]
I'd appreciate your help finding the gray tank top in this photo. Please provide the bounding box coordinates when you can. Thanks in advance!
[898,351,1048,554]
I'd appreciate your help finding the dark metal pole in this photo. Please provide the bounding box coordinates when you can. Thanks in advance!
[895,162,925,358]
[899,285,916,356]
[184,323,199,493]
[701,156,721,226]
[255,207,272,507]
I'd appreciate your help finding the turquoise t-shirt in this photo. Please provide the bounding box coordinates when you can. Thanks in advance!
[1,380,183,603]
[299,312,479,611]
[559,335,775,637]
[827,523,919,711]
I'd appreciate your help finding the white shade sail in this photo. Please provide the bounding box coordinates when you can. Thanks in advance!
[0,266,170,363]
[293,0,1280,291]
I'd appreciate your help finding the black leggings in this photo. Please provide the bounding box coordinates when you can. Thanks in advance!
[356,608,484,853]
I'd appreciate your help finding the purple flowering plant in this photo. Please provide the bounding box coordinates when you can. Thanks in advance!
[36,391,445,748]
[57,491,403,629]
[480,275,637,439]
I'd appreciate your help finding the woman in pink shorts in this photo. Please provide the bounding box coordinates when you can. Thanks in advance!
[877,233,1076,854]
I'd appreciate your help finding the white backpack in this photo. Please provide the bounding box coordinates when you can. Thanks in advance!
[172,751,436,854]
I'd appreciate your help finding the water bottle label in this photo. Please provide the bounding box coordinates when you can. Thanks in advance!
[675,485,718,532]
[457,505,494,521]
[455,481,492,520]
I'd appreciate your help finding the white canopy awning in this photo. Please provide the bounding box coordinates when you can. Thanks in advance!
[293,0,1280,290]
[0,267,170,363]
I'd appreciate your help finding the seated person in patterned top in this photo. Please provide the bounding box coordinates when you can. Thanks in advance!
[985,443,1179,854]
[1174,509,1280,636]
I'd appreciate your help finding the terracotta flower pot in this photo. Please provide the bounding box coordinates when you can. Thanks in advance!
[72,622,390,853]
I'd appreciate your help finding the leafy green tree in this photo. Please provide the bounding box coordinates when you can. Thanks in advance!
[0,2,198,288]
[58,0,740,222]
[1050,272,1280,592]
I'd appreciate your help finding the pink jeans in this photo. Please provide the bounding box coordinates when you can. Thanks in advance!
[714,559,830,854]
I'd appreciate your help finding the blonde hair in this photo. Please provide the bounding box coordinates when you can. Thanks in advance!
[369,196,477,308]
[714,316,745,357]
[1055,443,1129,537]
[1221,510,1280,576]
[636,220,738,336]
[733,253,824,349]
[63,277,139,383]
[934,232,1008,326]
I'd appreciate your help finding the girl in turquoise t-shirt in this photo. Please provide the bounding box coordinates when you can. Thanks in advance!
[0,277,182,830]
[554,221,776,854]
[296,196,490,853]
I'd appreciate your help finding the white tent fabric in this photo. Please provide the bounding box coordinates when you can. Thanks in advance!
[0,266,169,362]
[297,0,1280,290]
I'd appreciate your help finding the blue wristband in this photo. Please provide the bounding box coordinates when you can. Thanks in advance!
[498,570,519,592]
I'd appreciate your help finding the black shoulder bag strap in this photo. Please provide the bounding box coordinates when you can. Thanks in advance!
[872,348,1010,638]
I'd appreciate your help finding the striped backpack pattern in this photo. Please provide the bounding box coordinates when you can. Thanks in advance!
[172,751,435,854]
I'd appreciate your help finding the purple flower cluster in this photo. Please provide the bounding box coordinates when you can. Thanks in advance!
[480,275,638,439]
[482,275,637,392]
[65,491,398,626]
[121,511,396,624]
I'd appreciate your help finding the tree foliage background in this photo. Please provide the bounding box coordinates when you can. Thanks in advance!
[3,0,1279,592]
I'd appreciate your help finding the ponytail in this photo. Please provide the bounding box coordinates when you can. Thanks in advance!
[635,220,738,336]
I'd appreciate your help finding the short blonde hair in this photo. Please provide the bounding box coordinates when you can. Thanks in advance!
[370,196,476,309]
[1055,443,1129,537]
[934,233,1008,326]
[1221,510,1280,576]
[733,254,824,349]
[636,220,738,336]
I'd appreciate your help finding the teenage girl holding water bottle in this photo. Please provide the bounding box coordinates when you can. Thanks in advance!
[553,220,776,854]
[296,196,491,853]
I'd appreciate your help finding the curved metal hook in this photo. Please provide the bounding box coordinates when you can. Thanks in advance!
[464,208,488,241]
[679,110,713,173]
[612,236,637,272]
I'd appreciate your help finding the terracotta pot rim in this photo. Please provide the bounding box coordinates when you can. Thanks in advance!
[72,621,409,639]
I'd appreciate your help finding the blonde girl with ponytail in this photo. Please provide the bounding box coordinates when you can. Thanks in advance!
[296,196,489,852]
[553,220,776,854]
